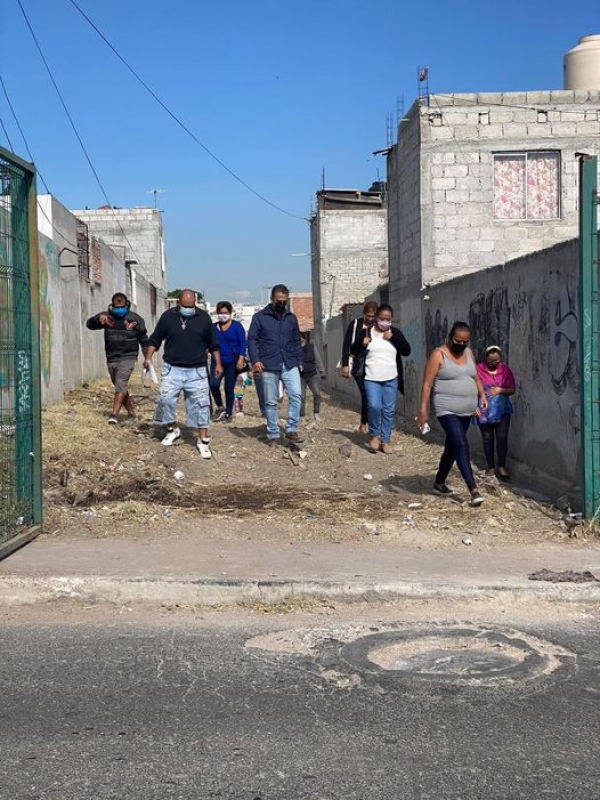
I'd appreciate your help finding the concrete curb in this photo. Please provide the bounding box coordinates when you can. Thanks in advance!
[1,575,600,606]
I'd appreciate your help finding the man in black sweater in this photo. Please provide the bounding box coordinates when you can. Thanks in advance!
[86,292,149,424]
[144,289,222,458]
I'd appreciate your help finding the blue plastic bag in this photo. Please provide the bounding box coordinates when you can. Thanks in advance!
[473,393,513,425]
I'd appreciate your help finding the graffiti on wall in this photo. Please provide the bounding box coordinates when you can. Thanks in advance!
[468,288,511,362]
[542,283,579,396]
[38,238,59,388]
[424,307,448,355]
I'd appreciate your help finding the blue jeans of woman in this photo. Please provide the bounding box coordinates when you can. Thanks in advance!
[364,377,398,443]
[210,360,236,416]
[435,414,476,491]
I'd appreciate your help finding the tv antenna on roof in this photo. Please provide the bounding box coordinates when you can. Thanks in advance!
[146,188,166,208]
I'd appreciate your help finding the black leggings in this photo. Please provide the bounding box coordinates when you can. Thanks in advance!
[479,414,511,469]
[353,374,368,425]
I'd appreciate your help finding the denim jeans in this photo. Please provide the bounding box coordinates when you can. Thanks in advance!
[261,365,302,440]
[436,414,476,490]
[364,377,398,443]
[209,360,237,416]
[153,364,210,430]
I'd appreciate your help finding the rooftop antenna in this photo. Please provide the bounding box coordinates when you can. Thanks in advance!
[321,168,325,191]
[417,66,430,106]
[386,112,393,147]
[146,188,166,208]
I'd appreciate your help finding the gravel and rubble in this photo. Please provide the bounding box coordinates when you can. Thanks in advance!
[41,379,590,548]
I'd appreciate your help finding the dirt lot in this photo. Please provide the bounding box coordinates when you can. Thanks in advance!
[42,378,587,548]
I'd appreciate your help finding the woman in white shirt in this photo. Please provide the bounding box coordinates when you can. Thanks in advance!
[351,304,411,453]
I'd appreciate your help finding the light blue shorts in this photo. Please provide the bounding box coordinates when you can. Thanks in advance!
[153,364,210,429]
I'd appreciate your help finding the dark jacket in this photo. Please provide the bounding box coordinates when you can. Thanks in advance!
[86,309,149,363]
[148,306,219,368]
[301,342,326,380]
[247,304,302,371]
[351,326,411,393]
[340,317,369,369]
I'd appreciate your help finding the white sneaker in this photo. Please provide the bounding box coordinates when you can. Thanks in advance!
[313,413,321,422]
[197,438,212,459]
[161,427,181,446]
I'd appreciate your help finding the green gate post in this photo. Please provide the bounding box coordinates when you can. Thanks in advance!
[579,155,600,520]
[27,170,42,525]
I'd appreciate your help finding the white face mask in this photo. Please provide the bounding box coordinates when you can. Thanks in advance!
[217,313,231,323]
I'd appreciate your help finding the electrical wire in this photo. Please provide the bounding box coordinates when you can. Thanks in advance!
[66,0,308,222]
[0,114,15,151]
[15,0,156,285]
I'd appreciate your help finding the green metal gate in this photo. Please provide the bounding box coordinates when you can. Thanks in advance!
[0,146,42,558]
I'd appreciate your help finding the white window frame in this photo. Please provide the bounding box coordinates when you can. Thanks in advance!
[493,150,561,221]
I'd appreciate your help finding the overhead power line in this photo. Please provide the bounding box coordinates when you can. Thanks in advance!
[66,0,308,222]
[15,0,156,284]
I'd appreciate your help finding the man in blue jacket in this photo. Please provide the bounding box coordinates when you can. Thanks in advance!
[248,284,304,447]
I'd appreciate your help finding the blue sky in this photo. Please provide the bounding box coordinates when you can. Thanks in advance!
[1,0,597,304]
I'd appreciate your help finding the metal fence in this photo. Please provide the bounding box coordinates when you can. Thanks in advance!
[0,146,42,558]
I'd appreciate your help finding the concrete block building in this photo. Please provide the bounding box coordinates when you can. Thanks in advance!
[70,205,167,302]
[387,89,600,316]
[310,186,388,344]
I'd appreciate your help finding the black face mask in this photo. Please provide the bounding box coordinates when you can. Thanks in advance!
[449,340,469,355]
[273,301,287,313]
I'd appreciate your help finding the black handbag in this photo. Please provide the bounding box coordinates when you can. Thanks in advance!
[352,349,367,379]
[235,357,252,375]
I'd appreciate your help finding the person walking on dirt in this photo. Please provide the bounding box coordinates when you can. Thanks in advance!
[248,284,304,447]
[209,300,247,422]
[143,290,222,458]
[339,300,378,434]
[350,303,411,454]
[299,331,326,421]
[416,320,488,506]
[86,292,149,424]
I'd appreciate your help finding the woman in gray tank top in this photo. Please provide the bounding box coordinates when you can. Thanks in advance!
[416,321,488,506]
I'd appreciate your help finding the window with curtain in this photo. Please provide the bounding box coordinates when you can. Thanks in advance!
[493,151,560,220]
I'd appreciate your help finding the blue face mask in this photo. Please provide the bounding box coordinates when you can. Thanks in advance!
[111,306,128,318]
[179,306,195,318]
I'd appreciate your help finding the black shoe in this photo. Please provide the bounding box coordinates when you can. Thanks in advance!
[433,483,453,495]
[470,491,484,507]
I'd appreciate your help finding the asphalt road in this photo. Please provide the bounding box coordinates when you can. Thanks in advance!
[1,600,599,800]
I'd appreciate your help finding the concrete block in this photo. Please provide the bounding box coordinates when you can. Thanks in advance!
[444,164,469,178]
[502,92,527,104]
[502,123,528,138]
[576,121,600,136]
[475,92,503,105]
[477,124,505,139]
[526,91,553,104]
[432,177,456,190]
[550,122,578,136]
[454,227,481,241]
[490,110,514,124]
[430,127,455,141]
[469,190,494,203]
[445,190,470,203]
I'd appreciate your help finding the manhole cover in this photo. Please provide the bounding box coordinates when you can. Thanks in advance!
[341,626,570,684]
